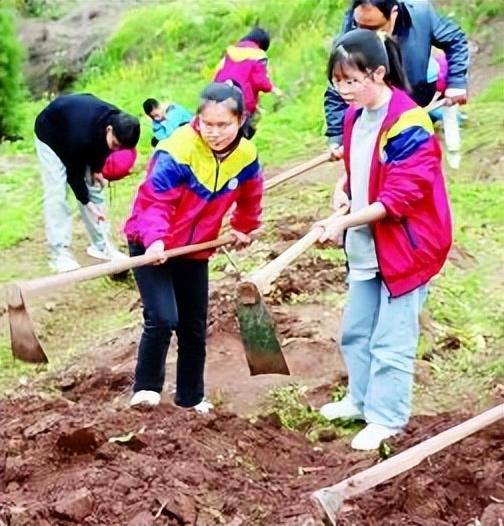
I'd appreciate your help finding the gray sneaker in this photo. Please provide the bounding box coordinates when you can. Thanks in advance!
[49,250,81,273]
[87,244,128,261]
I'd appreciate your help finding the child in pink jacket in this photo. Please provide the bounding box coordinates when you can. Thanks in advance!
[214,27,282,138]
[317,29,452,451]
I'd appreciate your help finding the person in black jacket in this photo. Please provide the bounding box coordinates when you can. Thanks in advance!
[34,93,140,272]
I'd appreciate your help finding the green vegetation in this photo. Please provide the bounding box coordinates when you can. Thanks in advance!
[0,7,26,138]
[266,384,361,441]
[441,0,504,33]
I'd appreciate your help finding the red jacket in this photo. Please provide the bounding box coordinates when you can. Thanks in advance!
[214,41,273,114]
[343,88,453,297]
[124,123,263,259]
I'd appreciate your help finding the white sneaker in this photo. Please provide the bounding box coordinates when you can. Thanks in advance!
[192,399,214,414]
[130,390,161,407]
[87,244,128,261]
[351,423,401,451]
[320,396,364,421]
[49,251,81,273]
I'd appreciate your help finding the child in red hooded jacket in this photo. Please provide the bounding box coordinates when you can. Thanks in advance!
[214,27,283,138]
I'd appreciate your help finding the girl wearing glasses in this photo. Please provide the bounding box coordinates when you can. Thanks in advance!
[125,82,263,411]
[317,29,452,450]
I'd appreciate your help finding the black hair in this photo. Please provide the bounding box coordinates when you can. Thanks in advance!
[327,28,410,92]
[110,112,141,148]
[197,81,245,117]
[142,98,160,115]
[241,27,270,51]
[351,0,398,20]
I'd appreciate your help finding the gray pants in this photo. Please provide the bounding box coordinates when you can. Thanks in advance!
[35,137,108,256]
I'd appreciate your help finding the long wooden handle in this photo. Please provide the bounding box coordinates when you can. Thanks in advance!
[243,227,323,296]
[425,97,446,113]
[312,403,504,524]
[241,207,348,297]
[264,152,330,191]
[17,236,232,300]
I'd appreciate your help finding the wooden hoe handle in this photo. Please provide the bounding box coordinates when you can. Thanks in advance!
[15,236,233,300]
[312,403,504,525]
[264,152,331,190]
[242,207,348,298]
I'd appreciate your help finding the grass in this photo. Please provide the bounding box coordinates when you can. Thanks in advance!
[0,0,503,422]
[266,383,361,441]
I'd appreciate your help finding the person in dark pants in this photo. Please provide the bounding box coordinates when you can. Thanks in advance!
[324,0,469,162]
[124,82,264,411]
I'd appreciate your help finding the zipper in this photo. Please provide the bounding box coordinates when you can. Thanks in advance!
[213,155,220,192]
[187,155,221,244]
[402,219,418,249]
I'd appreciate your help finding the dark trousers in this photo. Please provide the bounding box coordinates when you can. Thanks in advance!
[129,243,209,407]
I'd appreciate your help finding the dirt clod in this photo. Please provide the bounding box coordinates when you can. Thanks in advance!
[480,503,504,525]
[52,488,95,522]
[24,413,64,438]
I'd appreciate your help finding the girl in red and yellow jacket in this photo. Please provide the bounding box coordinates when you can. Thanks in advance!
[125,82,263,411]
[317,29,452,450]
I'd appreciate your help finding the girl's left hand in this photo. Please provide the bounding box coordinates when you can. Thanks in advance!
[230,229,252,250]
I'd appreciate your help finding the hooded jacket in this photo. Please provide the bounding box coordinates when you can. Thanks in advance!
[214,40,273,114]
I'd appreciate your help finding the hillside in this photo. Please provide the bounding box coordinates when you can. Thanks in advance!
[0,0,503,524]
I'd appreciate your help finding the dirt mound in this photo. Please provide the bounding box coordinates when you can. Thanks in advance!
[339,414,504,525]
[17,1,141,96]
[1,372,502,525]
[270,255,346,303]
[0,370,341,525]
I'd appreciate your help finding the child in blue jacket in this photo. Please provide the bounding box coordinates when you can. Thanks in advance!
[143,98,192,147]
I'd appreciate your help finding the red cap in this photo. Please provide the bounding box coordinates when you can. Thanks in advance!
[102,149,137,181]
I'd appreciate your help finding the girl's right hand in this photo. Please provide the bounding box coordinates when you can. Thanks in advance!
[329,144,344,161]
[145,240,167,265]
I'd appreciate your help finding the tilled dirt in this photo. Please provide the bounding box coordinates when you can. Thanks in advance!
[339,414,504,526]
[0,371,503,526]
[207,251,346,336]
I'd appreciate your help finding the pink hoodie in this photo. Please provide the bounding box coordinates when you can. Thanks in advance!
[214,40,273,114]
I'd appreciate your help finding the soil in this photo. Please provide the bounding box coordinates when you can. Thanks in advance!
[17,0,150,97]
[338,415,504,526]
[1,376,503,525]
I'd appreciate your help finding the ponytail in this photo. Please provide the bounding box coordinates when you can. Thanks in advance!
[383,36,411,92]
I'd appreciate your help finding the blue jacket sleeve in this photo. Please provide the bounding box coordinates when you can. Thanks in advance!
[324,9,354,144]
[324,85,348,145]
[429,5,469,89]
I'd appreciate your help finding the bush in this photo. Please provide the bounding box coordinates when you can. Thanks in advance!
[0,8,25,139]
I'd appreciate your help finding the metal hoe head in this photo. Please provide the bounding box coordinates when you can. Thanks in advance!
[236,281,289,375]
[6,284,48,363]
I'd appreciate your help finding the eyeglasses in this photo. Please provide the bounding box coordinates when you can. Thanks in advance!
[199,120,236,132]
[331,71,374,92]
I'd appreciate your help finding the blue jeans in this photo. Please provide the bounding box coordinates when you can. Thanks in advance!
[340,277,428,428]
[129,243,209,407]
